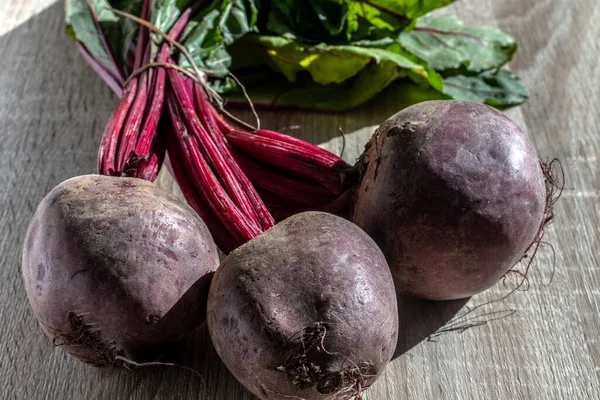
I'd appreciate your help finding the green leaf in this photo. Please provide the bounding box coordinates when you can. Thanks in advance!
[66,0,258,80]
[65,0,122,78]
[400,14,516,72]
[346,2,411,39]
[65,0,526,111]
[442,69,528,107]
[347,0,456,32]
[224,70,448,111]
[243,35,428,85]
[265,0,350,42]
[263,0,456,43]
[65,0,148,79]
[107,0,145,68]
[387,0,457,20]
[265,0,457,42]
[151,0,186,36]
[177,0,258,77]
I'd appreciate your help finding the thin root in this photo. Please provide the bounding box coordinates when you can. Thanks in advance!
[429,309,517,341]
[502,158,564,291]
[114,356,205,387]
[228,72,260,131]
[338,127,347,160]
[125,62,202,87]
[47,312,120,368]
[276,323,375,399]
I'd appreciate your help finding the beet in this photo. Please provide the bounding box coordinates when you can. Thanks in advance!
[207,212,398,399]
[21,174,219,366]
[352,100,547,300]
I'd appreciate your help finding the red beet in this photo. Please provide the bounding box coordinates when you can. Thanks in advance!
[352,100,547,300]
[22,175,219,366]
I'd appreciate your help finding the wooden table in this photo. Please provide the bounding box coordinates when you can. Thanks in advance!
[1,1,598,399]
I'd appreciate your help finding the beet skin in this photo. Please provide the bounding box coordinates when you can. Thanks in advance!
[353,100,547,300]
[207,212,398,400]
[22,174,219,366]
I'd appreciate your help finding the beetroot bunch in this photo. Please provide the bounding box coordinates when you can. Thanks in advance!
[90,1,353,252]
[24,2,557,400]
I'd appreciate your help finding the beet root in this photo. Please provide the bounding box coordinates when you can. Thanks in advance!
[353,100,547,300]
[207,212,398,400]
[22,175,219,366]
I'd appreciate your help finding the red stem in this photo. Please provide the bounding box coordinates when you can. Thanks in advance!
[168,68,262,231]
[116,69,148,172]
[136,151,163,181]
[134,66,166,157]
[98,78,138,174]
[255,129,346,167]
[166,91,262,245]
[133,0,150,70]
[211,107,235,133]
[232,151,336,206]
[131,10,191,179]
[166,145,239,252]
[77,43,124,97]
[99,9,191,179]
[226,129,345,194]
[193,83,275,231]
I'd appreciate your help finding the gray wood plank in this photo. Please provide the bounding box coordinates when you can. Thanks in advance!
[1,1,598,399]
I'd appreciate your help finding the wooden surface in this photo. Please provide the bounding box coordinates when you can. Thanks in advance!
[1,1,598,399]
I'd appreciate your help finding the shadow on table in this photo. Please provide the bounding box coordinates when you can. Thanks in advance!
[392,294,470,360]
[138,286,470,397]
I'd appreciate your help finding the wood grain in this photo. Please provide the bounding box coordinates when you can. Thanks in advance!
[1,1,598,399]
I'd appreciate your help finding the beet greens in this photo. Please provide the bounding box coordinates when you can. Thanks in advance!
[65,0,531,252]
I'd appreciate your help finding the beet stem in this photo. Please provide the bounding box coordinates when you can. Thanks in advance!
[77,43,124,97]
[130,11,191,180]
[116,70,148,172]
[232,152,336,206]
[193,83,275,230]
[132,0,150,70]
[98,9,191,179]
[166,148,239,252]
[168,68,262,231]
[98,78,138,175]
[166,91,261,244]
[255,129,345,166]
[226,130,345,194]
